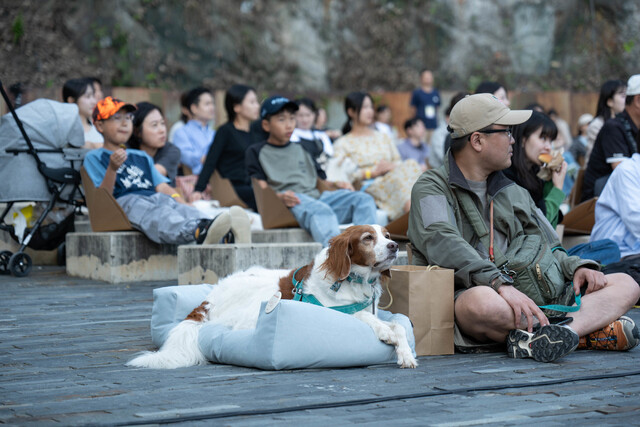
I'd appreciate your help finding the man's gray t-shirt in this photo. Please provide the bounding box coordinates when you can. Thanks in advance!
[245,141,326,199]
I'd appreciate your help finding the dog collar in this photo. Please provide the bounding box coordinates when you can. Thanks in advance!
[330,272,377,292]
[291,267,375,314]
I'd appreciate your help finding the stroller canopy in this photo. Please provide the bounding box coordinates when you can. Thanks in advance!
[0,99,84,151]
[0,99,85,202]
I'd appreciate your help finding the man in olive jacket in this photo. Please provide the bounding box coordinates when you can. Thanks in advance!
[408,93,640,362]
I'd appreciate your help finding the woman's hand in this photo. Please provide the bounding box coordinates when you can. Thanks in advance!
[373,159,395,178]
[551,161,568,190]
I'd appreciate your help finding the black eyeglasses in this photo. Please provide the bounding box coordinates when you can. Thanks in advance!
[478,128,512,138]
[107,112,135,123]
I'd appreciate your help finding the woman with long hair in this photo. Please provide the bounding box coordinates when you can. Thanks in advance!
[190,84,261,210]
[504,111,568,227]
[332,91,422,221]
[62,77,102,149]
[128,102,181,186]
[585,80,627,161]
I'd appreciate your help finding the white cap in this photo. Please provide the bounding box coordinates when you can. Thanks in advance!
[627,74,640,96]
[578,113,594,127]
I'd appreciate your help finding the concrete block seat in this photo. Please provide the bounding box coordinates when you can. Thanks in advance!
[251,228,314,244]
[179,243,409,286]
[178,242,322,285]
[66,231,178,283]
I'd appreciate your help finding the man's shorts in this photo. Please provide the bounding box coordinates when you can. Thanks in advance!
[452,283,579,352]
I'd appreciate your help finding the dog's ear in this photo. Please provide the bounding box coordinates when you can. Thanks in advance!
[320,232,352,281]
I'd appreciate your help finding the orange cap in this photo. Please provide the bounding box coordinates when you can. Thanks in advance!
[92,96,136,122]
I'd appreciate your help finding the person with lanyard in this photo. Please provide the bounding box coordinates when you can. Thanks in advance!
[408,93,639,362]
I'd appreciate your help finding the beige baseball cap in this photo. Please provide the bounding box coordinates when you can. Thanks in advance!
[448,93,532,138]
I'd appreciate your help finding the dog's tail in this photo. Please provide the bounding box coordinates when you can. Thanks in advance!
[126,302,209,369]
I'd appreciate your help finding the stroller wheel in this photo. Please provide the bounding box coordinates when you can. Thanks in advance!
[0,250,12,274]
[9,252,32,277]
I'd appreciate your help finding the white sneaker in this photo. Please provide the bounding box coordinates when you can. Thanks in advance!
[229,206,251,244]
[202,212,231,244]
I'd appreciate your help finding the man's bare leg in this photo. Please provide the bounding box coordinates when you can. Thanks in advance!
[454,286,515,343]
[567,273,639,336]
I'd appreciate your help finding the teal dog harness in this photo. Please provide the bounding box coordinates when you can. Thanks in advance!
[291,267,376,315]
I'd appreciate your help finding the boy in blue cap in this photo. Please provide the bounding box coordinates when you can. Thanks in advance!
[246,96,378,247]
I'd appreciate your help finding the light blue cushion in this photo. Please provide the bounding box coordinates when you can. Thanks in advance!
[150,284,415,370]
[150,284,213,348]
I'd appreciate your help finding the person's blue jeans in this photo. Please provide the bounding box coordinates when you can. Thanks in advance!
[290,189,378,247]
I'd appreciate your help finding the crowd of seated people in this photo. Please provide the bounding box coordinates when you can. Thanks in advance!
[5,68,640,365]
[11,71,631,257]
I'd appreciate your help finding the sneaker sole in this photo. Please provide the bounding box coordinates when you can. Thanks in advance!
[507,325,579,363]
[203,212,231,244]
[229,206,251,244]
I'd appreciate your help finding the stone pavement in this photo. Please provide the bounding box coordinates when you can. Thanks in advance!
[1,266,639,426]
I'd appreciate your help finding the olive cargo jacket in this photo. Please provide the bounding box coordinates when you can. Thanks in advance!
[408,154,598,292]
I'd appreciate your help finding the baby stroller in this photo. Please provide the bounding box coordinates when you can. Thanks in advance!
[0,79,85,277]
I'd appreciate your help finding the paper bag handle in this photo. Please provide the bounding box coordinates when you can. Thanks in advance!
[378,265,442,310]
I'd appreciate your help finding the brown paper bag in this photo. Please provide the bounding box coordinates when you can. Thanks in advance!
[379,265,454,356]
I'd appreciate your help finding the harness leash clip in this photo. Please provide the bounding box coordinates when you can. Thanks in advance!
[500,264,516,279]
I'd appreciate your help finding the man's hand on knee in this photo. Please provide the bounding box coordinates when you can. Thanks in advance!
[573,267,607,295]
[497,285,549,332]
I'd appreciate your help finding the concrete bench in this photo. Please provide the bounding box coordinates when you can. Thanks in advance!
[251,228,314,244]
[179,243,409,285]
[394,251,408,266]
[178,242,322,285]
[66,232,178,283]
[74,218,92,232]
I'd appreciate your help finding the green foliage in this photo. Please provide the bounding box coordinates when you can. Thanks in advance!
[144,73,158,87]
[12,14,24,44]
[623,40,635,53]
[111,24,134,87]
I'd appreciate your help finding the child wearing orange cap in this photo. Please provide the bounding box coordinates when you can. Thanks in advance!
[83,96,250,245]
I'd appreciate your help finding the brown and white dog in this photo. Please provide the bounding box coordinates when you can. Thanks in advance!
[127,225,417,369]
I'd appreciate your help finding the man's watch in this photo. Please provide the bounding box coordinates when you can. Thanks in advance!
[490,272,514,291]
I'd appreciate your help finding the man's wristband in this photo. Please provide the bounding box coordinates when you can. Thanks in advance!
[170,193,181,199]
[365,169,372,180]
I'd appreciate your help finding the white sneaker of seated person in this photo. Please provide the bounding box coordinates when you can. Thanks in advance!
[195,207,252,244]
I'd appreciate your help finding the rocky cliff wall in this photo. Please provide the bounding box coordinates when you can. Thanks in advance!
[1,0,638,93]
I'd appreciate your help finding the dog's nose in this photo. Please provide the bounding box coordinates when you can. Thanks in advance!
[387,241,398,252]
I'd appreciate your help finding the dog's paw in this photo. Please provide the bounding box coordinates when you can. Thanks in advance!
[397,349,418,369]
[375,325,399,345]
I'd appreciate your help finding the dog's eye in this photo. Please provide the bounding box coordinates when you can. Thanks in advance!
[385,233,390,239]
[363,234,374,241]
